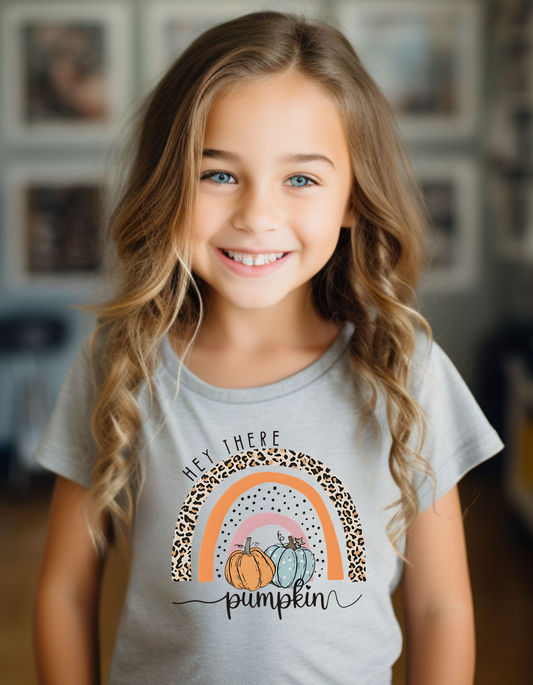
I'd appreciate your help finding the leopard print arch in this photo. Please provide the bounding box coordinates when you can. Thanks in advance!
[171,447,367,582]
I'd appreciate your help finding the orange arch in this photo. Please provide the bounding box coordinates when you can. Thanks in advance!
[198,471,344,582]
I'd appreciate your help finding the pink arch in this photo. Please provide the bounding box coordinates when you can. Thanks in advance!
[226,512,310,563]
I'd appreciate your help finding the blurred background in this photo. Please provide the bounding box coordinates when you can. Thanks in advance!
[1,0,532,683]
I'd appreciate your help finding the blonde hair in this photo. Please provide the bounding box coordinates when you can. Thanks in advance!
[79,9,437,566]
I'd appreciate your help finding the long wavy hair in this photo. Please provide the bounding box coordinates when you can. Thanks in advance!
[79,9,438,566]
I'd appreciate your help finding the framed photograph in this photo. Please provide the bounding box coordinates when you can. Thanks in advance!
[336,0,482,141]
[496,40,533,96]
[494,0,533,28]
[2,162,110,294]
[2,2,132,145]
[142,0,325,85]
[490,172,533,264]
[412,156,482,292]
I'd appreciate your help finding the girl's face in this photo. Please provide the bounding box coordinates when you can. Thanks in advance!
[192,70,354,314]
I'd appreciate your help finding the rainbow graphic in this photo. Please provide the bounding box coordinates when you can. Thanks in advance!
[171,448,367,586]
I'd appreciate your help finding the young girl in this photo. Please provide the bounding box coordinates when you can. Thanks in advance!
[32,10,504,685]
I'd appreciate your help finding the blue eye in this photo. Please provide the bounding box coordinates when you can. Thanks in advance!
[200,171,236,184]
[200,171,318,190]
[288,175,316,188]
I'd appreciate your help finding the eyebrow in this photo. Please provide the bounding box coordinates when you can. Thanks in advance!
[201,148,336,170]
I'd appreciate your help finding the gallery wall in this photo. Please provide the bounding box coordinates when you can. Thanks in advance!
[0,0,511,462]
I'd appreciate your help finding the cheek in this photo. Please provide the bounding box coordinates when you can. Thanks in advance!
[295,200,343,250]
[192,200,219,245]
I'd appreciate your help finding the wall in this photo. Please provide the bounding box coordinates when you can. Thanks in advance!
[0,0,504,453]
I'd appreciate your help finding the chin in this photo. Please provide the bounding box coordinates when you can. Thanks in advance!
[221,289,288,311]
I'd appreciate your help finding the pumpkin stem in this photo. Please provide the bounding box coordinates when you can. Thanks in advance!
[244,536,252,554]
[285,535,298,551]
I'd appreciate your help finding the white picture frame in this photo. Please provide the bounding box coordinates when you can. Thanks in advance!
[142,0,325,86]
[1,2,133,146]
[336,0,482,141]
[412,156,482,293]
[2,161,111,295]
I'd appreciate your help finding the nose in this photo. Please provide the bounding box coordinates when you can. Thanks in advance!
[230,180,284,235]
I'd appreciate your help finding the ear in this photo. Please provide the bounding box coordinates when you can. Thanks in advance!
[341,195,356,229]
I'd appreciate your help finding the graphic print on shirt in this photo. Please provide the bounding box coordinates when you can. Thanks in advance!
[171,447,366,593]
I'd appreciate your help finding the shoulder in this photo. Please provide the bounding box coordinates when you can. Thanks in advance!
[79,325,112,389]
[409,329,458,396]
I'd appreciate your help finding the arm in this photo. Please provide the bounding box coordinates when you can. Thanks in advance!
[402,484,475,685]
[33,475,109,685]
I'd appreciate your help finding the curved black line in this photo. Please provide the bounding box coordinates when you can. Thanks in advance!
[173,596,227,605]
[323,591,363,609]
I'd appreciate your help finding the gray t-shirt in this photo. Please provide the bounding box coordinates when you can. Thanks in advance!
[33,320,504,685]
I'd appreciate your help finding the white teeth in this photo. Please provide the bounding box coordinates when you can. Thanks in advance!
[223,249,287,266]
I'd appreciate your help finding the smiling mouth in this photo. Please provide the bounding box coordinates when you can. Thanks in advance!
[220,249,290,265]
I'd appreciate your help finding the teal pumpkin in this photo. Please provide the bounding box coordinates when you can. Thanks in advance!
[264,533,315,588]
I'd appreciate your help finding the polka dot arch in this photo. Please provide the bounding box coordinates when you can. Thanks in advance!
[171,448,367,583]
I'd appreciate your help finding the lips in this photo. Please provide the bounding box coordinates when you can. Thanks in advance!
[214,247,293,278]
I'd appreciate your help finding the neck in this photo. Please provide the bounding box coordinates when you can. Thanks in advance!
[169,283,339,357]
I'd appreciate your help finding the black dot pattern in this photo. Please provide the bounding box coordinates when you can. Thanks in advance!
[219,484,325,579]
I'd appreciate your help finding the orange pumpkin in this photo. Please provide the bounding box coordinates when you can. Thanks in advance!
[225,536,276,590]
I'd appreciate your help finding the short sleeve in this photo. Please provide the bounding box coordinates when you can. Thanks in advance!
[33,338,98,490]
[409,333,505,512]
